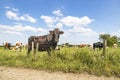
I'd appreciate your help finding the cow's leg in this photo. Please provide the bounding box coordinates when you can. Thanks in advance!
[99,47,102,51]
[27,46,31,55]
[93,46,95,51]
[33,47,36,57]
[4,46,6,50]
[8,47,10,50]
[47,48,51,56]
[8,45,11,50]
[19,46,22,52]
[27,49,30,55]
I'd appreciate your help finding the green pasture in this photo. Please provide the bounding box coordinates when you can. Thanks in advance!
[0,46,120,77]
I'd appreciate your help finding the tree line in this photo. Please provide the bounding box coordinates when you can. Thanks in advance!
[99,34,120,47]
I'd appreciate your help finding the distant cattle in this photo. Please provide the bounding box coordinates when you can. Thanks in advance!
[113,43,117,48]
[15,42,23,52]
[93,42,103,50]
[27,28,64,56]
[61,43,73,48]
[3,42,11,50]
[55,46,60,50]
[78,44,91,48]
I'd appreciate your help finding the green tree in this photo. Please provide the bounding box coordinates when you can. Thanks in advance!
[99,34,118,47]
[117,37,120,47]
[99,34,110,41]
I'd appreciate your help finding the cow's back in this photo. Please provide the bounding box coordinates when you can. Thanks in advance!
[93,42,103,50]
[34,36,48,45]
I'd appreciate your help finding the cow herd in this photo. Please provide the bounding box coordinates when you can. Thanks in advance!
[3,42,27,52]
[1,28,116,56]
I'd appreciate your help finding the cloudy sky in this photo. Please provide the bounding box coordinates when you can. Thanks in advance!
[0,0,120,45]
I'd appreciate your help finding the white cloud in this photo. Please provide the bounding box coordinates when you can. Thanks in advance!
[41,10,63,28]
[53,10,63,16]
[0,24,47,35]
[61,16,94,27]
[6,11,18,19]
[41,15,55,24]
[6,10,36,23]
[59,30,99,45]
[24,14,36,23]
[12,8,19,12]
[4,6,10,9]
[0,31,23,35]
[41,11,94,29]
[40,15,63,28]
[5,6,19,12]
[56,23,63,28]
[37,28,47,32]
[68,27,92,33]
[68,27,98,36]
[115,31,120,37]
[40,10,98,40]
[41,15,55,27]
[6,11,25,21]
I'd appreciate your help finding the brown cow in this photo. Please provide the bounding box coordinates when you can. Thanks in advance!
[78,44,91,48]
[15,42,23,52]
[3,42,11,50]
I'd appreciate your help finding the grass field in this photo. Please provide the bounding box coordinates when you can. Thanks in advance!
[0,46,120,77]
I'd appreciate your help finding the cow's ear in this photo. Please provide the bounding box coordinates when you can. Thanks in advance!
[60,31,64,34]
[49,31,53,34]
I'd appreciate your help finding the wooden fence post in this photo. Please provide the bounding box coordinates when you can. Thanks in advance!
[32,41,34,55]
[103,40,107,56]
[36,43,39,53]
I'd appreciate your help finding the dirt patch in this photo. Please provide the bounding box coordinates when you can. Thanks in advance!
[0,66,120,80]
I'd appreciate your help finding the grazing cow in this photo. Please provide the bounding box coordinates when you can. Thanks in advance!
[27,28,64,56]
[15,42,23,52]
[78,44,91,48]
[93,42,103,50]
[3,42,11,50]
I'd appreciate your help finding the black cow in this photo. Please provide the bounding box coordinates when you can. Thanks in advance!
[27,28,64,56]
[93,42,103,50]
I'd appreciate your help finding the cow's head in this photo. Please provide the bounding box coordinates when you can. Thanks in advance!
[49,28,64,43]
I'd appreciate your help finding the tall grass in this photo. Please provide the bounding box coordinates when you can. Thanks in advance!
[0,47,120,77]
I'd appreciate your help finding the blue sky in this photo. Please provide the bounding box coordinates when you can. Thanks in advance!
[0,0,120,45]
